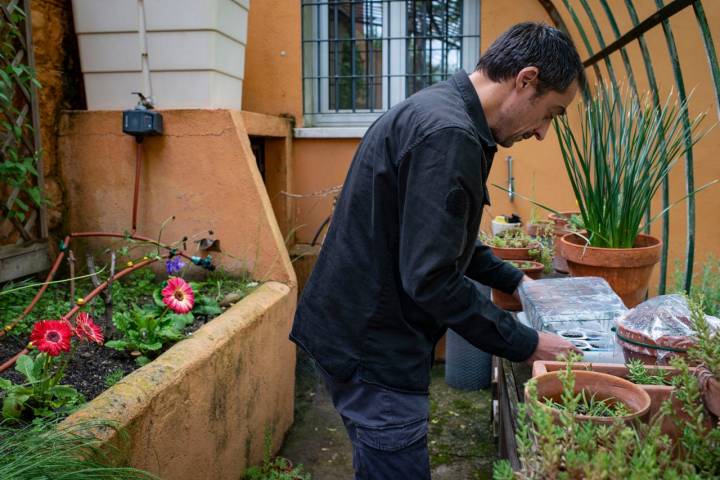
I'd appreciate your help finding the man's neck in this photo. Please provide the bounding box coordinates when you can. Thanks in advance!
[468,70,509,132]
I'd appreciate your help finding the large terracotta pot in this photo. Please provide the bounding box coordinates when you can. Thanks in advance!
[491,260,544,311]
[548,211,579,273]
[529,370,651,426]
[560,233,662,308]
[532,361,705,440]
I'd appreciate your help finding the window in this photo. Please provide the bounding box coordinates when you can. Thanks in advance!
[302,0,480,127]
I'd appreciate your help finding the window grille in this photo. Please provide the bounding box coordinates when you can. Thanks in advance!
[302,0,480,127]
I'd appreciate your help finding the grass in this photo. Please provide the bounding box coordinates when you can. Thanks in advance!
[0,417,157,479]
[543,391,630,417]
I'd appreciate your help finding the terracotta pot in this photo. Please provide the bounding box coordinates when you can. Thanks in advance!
[490,245,532,261]
[526,220,553,237]
[698,368,720,418]
[548,211,579,273]
[491,260,544,311]
[532,361,698,439]
[529,370,651,426]
[560,233,662,308]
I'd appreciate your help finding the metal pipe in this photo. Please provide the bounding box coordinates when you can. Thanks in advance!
[507,156,515,203]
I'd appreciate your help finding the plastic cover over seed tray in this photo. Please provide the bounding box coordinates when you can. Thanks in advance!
[519,277,628,330]
[615,294,720,362]
[518,277,628,363]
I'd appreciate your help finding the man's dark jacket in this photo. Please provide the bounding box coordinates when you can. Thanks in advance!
[290,70,539,393]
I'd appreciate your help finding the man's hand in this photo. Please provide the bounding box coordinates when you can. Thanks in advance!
[526,331,582,364]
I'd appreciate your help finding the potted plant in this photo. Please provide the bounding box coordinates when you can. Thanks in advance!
[491,260,544,311]
[529,361,651,426]
[555,88,709,307]
[495,353,716,479]
[480,230,541,261]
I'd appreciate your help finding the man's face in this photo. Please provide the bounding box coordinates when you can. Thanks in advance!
[492,75,578,148]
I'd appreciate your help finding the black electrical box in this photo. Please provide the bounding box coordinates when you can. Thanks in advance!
[122,92,163,139]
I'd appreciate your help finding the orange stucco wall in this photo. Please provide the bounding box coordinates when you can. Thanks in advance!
[243,0,304,124]
[243,0,720,291]
[58,110,296,285]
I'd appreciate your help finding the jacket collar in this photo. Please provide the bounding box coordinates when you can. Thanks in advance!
[451,70,497,152]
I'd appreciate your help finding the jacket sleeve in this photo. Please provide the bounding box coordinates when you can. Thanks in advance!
[396,128,538,362]
[466,241,524,294]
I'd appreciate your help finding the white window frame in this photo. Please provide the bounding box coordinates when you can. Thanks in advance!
[302,0,481,128]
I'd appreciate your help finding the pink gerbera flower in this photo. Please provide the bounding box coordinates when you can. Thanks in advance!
[161,277,195,314]
[74,312,104,345]
[30,320,72,356]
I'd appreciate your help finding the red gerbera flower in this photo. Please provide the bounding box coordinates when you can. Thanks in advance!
[161,277,195,314]
[30,320,72,356]
[74,312,104,345]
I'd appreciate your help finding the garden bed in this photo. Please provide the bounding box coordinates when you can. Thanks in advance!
[0,269,257,403]
[0,266,297,479]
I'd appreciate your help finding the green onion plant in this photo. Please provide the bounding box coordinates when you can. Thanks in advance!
[554,87,712,248]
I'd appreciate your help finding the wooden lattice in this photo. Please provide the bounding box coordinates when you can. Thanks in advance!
[0,0,46,247]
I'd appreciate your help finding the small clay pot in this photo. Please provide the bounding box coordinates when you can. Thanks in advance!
[560,233,662,308]
[490,245,532,261]
[529,370,651,425]
[491,260,544,311]
[526,220,553,238]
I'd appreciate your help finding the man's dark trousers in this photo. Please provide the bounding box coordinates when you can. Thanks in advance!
[319,367,431,479]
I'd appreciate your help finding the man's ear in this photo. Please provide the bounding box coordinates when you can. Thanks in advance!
[514,67,540,91]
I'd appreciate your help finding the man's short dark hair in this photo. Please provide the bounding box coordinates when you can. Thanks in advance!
[475,22,585,95]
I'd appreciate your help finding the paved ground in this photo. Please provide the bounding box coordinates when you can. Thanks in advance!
[279,351,497,479]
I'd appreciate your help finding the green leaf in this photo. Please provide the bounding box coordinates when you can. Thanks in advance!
[105,340,130,351]
[15,354,35,382]
[158,327,184,342]
[136,356,152,366]
[193,297,222,316]
[50,384,81,401]
[167,312,194,330]
[142,341,163,351]
[153,288,165,308]
[2,393,29,419]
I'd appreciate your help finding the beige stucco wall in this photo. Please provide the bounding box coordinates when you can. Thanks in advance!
[58,109,295,284]
[63,281,296,480]
[243,0,720,291]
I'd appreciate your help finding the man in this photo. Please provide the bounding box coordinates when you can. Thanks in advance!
[291,22,584,479]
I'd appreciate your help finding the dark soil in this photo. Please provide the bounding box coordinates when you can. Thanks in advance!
[0,313,214,402]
